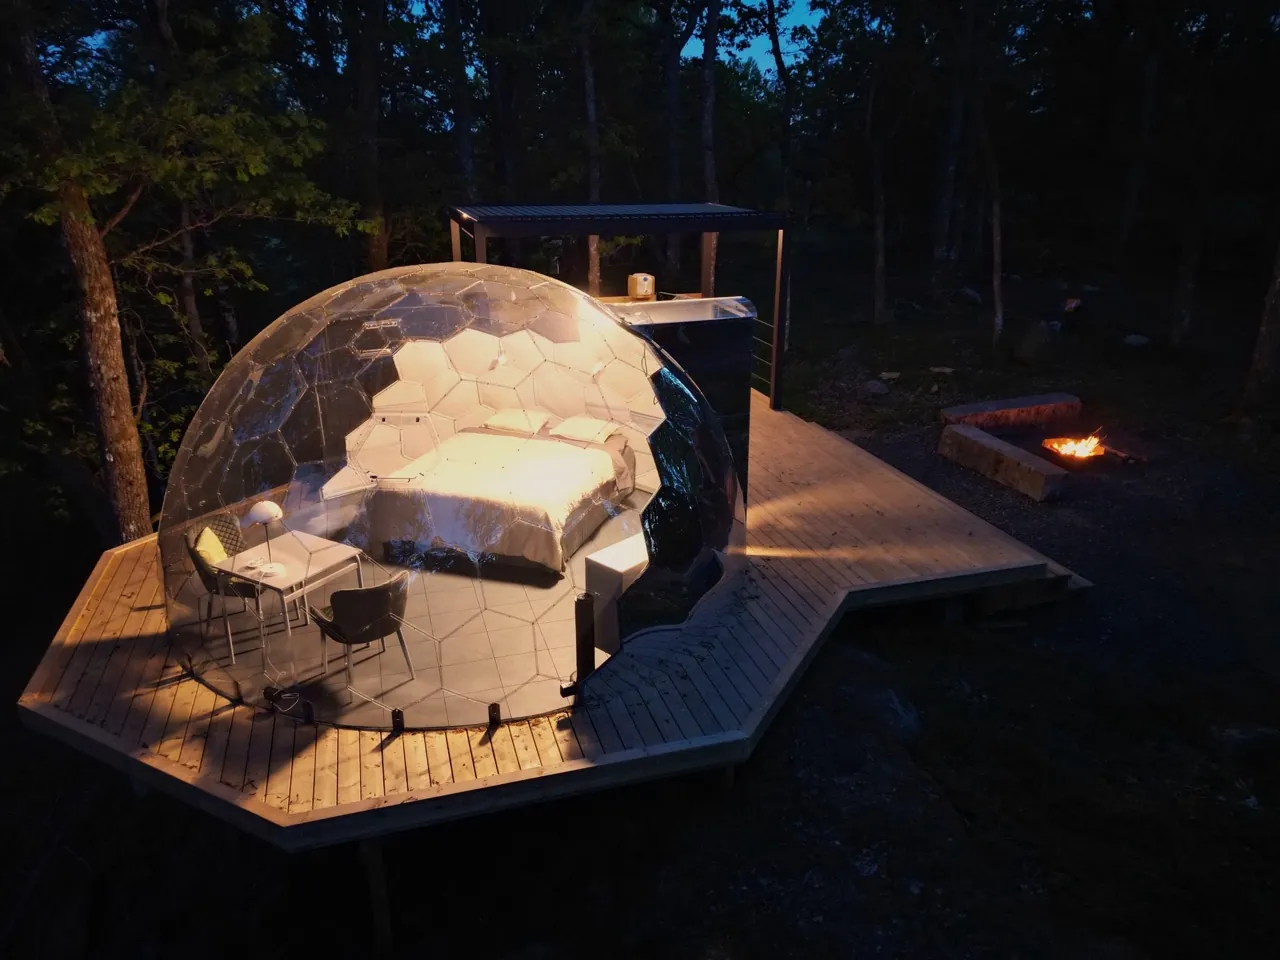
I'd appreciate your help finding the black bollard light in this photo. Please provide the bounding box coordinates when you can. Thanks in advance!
[574,592,596,698]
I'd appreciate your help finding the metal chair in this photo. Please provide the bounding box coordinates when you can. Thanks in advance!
[184,514,265,664]
[309,572,416,699]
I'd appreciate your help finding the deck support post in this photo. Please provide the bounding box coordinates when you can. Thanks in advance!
[359,838,394,956]
[723,764,737,792]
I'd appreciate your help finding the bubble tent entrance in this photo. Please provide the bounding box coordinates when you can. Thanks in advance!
[158,264,746,730]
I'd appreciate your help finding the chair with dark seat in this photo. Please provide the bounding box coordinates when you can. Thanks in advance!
[309,572,415,698]
[184,513,266,664]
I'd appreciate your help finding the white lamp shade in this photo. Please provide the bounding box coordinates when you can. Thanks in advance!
[241,500,284,528]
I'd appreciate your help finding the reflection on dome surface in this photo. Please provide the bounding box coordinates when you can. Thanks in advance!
[158,264,745,729]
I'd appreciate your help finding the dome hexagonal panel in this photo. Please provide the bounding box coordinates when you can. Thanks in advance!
[157,263,744,730]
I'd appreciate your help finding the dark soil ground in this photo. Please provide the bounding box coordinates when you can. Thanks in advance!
[4,243,1279,958]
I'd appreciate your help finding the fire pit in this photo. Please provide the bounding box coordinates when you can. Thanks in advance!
[1040,431,1147,468]
[1041,432,1106,467]
[938,394,1147,502]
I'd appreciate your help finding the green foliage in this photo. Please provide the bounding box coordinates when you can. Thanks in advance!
[3,0,1279,528]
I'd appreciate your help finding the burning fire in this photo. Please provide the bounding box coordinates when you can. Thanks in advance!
[1042,434,1105,458]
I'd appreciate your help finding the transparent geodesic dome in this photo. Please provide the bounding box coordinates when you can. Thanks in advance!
[158,263,745,729]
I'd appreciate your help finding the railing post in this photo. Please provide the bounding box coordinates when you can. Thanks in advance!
[770,225,791,411]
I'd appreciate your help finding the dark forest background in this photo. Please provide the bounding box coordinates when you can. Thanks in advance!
[2,0,1280,548]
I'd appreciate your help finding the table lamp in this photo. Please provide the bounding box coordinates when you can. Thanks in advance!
[241,500,285,569]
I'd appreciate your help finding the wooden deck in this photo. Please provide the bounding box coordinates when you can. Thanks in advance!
[18,392,1084,851]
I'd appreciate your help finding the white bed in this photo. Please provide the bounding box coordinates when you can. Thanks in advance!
[362,426,634,571]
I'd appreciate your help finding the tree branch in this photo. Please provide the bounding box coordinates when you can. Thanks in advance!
[116,208,232,263]
[98,181,146,240]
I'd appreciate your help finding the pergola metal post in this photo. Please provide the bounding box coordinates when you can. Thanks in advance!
[770,225,791,411]
[444,204,792,410]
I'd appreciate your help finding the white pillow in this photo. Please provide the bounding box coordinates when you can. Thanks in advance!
[549,414,619,444]
[483,409,551,435]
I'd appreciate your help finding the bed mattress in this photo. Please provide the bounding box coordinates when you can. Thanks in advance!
[363,428,632,571]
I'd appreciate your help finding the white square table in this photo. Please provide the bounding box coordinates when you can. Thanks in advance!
[215,530,365,675]
[584,532,649,654]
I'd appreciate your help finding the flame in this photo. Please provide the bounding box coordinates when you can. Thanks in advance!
[1043,434,1104,458]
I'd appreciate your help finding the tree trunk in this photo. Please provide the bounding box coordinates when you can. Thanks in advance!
[178,201,212,379]
[1170,210,1201,348]
[931,6,973,293]
[217,282,241,348]
[13,27,152,542]
[0,306,118,542]
[147,2,213,380]
[1240,234,1280,413]
[356,0,388,272]
[441,0,476,200]
[480,0,519,203]
[764,0,792,211]
[701,0,721,294]
[581,0,602,294]
[304,0,341,112]
[978,106,1003,346]
[871,139,889,324]
[1113,48,1159,266]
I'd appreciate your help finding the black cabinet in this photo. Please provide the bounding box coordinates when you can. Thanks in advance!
[612,297,756,496]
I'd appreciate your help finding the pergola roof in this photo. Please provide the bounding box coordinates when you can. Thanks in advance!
[447,203,787,237]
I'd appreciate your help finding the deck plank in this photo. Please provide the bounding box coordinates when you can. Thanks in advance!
[50,545,147,712]
[82,570,167,727]
[402,733,430,791]
[26,549,120,702]
[155,677,201,763]
[312,726,340,810]
[507,721,543,770]
[598,690,644,750]
[130,644,183,752]
[243,710,276,804]
[584,699,625,754]
[605,659,704,741]
[200,695,236,781]
[488,725,522,775]
[595,668,680,744]
[568,709,604,759]
[424,730,453,785]
[445,729,476,780]
[264,717,295,811]
[219,704,254,792]
[176,680,217,770]
[359,730,385,800]
[527,715,564,764]
[336,728,362,805]
[289,724,318,814]
[67,557,162,720]
[548,712,584,761]
[467,727,499,778]
[381,734,409,797]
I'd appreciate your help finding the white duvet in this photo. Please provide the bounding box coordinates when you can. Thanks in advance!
[363,430,621,570]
